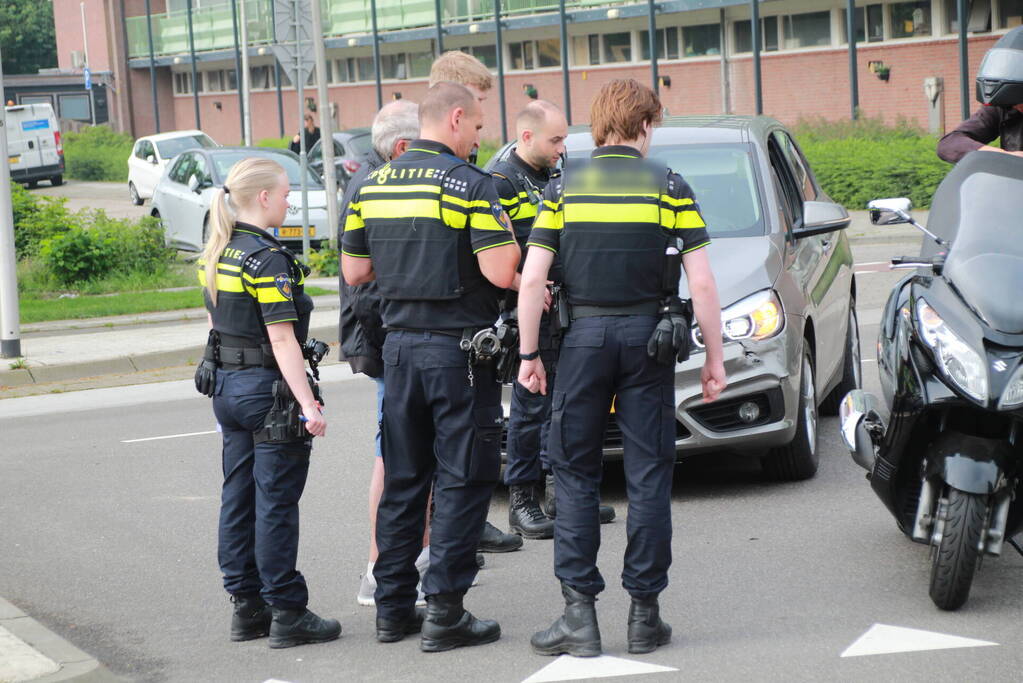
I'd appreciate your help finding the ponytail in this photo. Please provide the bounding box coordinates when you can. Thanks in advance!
[201,157,288,306]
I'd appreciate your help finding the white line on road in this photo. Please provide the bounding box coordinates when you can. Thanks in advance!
[122,430,218,443]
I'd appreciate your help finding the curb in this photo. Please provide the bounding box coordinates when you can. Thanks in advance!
[0,596,120,683]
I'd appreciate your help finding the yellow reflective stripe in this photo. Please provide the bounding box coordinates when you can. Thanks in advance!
[661,195,695,207]
[197,270,206,287]
[542,199,560,211]
[406,148,439,154]
[659,208,676,230]
[498,196,519,206]
[468,199,492,209]
[676,210,707,229]
[215,273,246,293]
[514,203,538,219]
[361,198,440,219]
[341,249,371,258]
[563,203,660,223]
[682,240,710,254]
[473,239,516,253]
[563,192,660,199]
[249,275,278,284]
[526,241,558,254]
[441,193,471,208]
[256,287,290,304]
[469,212,504,231]
[593,153,640,158]
[442,208,468,228]
[534,208,563,230]
[359,184,440,195]
[344,212,365,231]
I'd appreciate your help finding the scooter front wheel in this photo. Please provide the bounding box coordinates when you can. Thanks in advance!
[929,487,988,611]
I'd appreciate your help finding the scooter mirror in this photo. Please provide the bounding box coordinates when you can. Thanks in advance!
[839,390,886,471]
[868,198,913,226]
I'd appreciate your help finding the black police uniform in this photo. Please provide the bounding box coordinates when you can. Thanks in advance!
[341,139,513,625]
[492,150,556,489]
[198,223,314,610]
[527,146,710,600]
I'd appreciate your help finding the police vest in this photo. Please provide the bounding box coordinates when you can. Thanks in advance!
[491,157,546,245]
[361,154,486,302]
[560,159,672,306]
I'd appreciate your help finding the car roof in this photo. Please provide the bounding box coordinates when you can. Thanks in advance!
[331,127,371,140]
[564,115,782,150]
[141,130,209,143]
[206,146,298,157]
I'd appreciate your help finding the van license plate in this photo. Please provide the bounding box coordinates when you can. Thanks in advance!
[279,226,313,238]
[8,156,19,165]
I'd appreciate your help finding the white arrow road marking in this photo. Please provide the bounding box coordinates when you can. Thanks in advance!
[122,430,218,443]
[522,655,678,683]
[841,624,998,658]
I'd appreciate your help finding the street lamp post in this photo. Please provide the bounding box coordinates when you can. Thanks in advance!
[0,50,21,359]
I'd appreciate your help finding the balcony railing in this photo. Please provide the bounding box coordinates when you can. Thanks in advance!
[127,0,625,59]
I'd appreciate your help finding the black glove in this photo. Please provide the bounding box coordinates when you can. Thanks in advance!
[194,359,217,397]
[647,297,691,365]
[647,317,677,366]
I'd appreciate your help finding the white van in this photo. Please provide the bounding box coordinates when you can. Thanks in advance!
[4,103,64,188]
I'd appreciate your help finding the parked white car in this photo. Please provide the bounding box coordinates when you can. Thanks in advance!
[4,103,64,188]
[128,129,217,205]
[151,147,329,252]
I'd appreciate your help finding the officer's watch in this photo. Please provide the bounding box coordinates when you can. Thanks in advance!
[519,350,540,361]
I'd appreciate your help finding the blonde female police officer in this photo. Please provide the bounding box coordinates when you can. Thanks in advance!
[195,157,341,649]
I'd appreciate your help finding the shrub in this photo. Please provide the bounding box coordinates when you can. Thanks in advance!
[306,246,339,277]
[11,184,76,259]
[257,136,291,149]
[62,125,134,182]
[475,140,501,168]
[39,225,119,285]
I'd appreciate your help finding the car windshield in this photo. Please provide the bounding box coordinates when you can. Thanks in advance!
[156,134,216,159]
[210,151,323,188]
[566,143,764,238]
[347,133,373,157]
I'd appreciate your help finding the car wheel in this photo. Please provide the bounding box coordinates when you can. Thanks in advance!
[50,175,63,187]
[820,304,862,415]
[129,182,143,206]
[26,180,38,189]
[762,346,819,481]
[151,209,169,246]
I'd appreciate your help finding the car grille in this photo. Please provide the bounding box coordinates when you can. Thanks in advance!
[688,389,784,432]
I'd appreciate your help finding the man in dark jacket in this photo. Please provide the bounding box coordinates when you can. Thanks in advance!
[338,100,426,608]
[290,113,321,156]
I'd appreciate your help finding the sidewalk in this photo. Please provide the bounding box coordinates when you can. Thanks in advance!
[0,215,923,394]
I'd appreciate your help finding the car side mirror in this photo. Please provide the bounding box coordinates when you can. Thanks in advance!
[868,198,913,225]
[188,174,203,194]
[793,200,851,239]
[147,154,157,165]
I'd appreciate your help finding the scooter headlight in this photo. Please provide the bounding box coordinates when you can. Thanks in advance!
[692,290,784,348]
[1000,365,1023,409]
[915,299,988,402]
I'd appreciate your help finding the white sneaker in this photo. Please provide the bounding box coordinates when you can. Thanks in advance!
[357,570,427,607]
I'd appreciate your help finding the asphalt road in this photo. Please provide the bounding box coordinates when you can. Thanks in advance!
[32,180,149,220]
[3,239,1023,683]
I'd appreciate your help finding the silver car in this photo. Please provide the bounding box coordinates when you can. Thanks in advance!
[491,116,860,481]
[151,147,329,252]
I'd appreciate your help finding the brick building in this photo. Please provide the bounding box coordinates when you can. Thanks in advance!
[52,0,1020,143]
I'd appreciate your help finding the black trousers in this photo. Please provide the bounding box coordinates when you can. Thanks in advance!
[504,317,556,486]
[548,315,675,600]
[373,331,503,621]
[213,368,311,610]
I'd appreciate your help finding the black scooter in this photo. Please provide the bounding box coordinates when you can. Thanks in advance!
[840,151,1023,611]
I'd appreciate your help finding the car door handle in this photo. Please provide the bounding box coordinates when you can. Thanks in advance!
[27,141,34,149]
[821,238,832,249]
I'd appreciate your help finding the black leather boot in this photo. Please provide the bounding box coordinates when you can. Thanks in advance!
[478,520,523,553]
[376,607,425,643]
[509,483,555,539]
[543,474,616,524]
[268,607,342,649]
[530,584,602,657]
[230,594,271,642]
[627,597,672,654]
[420,593,501,652]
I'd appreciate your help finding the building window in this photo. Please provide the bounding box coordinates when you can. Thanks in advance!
[1001,0,1023,27]
[588,34,600,64]
[890,1,932,37]
[841,4,884,43]
[571,36,589,66]
[947,0,992,32]
[640,27,680,60]
[734,16,779,53]
[380,53,407,80]
[206,70,223,92]
[682,24,721,56]
[173,72,192,95]
[59,94,91,120]
[783,11,832,48]
[602,32,632,63]
[509,41,534,70]
[460,45,497,68]
[226,69,238,91]
[537,38,560,67]
[250,65,272,90]
[409,51,433,78]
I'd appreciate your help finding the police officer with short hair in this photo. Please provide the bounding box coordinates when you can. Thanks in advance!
[195,156,341,649]
[342,81,521,651]
[517,79,726,657]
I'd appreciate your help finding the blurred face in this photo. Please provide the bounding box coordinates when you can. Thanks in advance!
[264,173,291,228]
[452,102,483,160]
[521,111,568,170]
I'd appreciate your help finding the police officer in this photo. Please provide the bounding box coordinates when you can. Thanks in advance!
[517,79,726,657]
[341,81,520,651]
[492,101,617,539]
[195,157,341,649]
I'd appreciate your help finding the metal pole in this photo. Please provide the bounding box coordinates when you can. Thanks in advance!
[269,0,284,137]
[295,0,310,259]
[145,0,160,131]
[119,0,137,136]
[0,50,22,359]
[495,0,507,143]
[82,3,97,125]
[240,0,252,144]
[958,0,969,121]
[370,0,382,110]
[434,0,445,54]
[847,0,858,120]
[751,0,762,114]
[719,8,730,114]
[647,0,659,94]
[558,0,571,124]
[311,0,339,250]
[231,0,245,143]
[187,0,201,128]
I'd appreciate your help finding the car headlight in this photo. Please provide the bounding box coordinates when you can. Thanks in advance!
[692,289,784,348]
[999,365,1023,409]
[915,298,988,402]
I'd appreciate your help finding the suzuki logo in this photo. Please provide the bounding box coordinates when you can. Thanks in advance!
[993,359,1007,373]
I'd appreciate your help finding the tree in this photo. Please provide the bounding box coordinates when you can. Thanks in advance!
[0,0,58,75]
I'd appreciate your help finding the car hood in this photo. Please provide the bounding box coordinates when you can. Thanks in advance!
[286,189,327,210]
[677,236,780,308]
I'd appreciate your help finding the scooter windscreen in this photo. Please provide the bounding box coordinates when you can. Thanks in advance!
[926,152,1023,334]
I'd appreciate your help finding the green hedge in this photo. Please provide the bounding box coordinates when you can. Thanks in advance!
[62,125,134,182]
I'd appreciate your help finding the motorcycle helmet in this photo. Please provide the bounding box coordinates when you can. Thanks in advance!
[976,26,1023,106]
